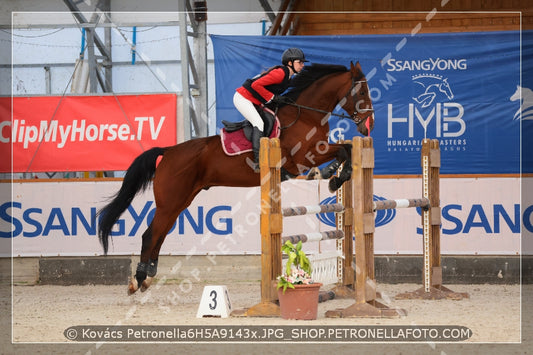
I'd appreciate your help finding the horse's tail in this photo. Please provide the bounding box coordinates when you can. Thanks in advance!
[97,147,167,254]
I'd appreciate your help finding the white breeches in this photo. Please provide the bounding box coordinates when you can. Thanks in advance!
[233,91,264,131]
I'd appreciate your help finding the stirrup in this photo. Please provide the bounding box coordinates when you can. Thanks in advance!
[246,156,260,173]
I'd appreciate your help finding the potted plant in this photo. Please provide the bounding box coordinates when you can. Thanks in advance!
[276,240,322,320]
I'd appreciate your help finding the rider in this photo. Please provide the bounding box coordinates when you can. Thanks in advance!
[234,47,307,172]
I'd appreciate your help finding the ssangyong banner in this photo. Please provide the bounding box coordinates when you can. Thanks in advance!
[211,31,532,174]
[0,94,177,172]
[0,178,526,257]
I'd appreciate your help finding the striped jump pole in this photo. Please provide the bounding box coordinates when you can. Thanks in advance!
[282,230,345,244]
[373,198,429,211]
[282,203,344,217]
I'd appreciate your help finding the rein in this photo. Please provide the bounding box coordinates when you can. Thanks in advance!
[279,80,374,130]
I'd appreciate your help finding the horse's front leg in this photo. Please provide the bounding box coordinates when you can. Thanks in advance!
[326,143,352,192]
[306,159,341,180]
[306,144,346,181]
[305,143,352,192]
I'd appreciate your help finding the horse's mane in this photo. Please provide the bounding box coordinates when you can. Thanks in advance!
[284,63,349,101]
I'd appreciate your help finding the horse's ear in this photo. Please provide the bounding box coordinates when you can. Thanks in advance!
[350,61,362,76]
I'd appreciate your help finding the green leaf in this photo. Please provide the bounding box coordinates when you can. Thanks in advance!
[287,253,295,274]
[277,275,289,291]
[280,239,313,279]
[280,282,295,294]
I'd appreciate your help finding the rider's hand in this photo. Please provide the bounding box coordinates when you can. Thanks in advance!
[271,95,291,105]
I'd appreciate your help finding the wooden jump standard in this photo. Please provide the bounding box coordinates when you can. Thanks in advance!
[395,139,469,301]
[326,137,467,318]
[238,136,466,318]
[240,137,355,317]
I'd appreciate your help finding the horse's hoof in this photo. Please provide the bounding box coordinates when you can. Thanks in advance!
[140,277,153,292]
[306,167,321,180]
[128,278,139,295]
[328,177,341,193]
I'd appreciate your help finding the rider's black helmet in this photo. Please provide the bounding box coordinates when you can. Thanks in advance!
[282,48,308,65]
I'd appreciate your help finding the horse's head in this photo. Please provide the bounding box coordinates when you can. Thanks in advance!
[510,85,521,102]
[340,61,374,136]
[439,78,454,100]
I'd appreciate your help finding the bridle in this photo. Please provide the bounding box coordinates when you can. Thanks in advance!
[342,76,374,126]
[279,75,374,130]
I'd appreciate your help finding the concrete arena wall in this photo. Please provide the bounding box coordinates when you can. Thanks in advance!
[3,255,531,286]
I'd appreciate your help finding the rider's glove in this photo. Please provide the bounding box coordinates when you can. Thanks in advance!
[271,95,291,105]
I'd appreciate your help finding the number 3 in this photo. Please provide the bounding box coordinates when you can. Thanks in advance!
[209,290,217,310]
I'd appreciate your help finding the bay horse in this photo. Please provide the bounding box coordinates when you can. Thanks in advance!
[97,61,374,294]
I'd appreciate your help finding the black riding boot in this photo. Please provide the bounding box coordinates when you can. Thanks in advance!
[251,126,263,173]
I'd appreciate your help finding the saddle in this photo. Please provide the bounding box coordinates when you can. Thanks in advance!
[220,107,280,156]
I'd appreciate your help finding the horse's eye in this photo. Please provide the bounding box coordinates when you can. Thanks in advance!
[360,91,366,96]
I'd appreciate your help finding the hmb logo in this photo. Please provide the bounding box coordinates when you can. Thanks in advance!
[412,74,454,108]
[387,75,465,139]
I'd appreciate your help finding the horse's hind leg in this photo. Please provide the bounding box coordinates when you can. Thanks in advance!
[128,224,152,294]
[128,188,201,295]
[128,209,177,295]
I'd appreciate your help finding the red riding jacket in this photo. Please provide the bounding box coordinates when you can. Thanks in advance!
[236,66,291,105]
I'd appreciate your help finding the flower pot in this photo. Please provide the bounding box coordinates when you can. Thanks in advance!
[277,283,322,320]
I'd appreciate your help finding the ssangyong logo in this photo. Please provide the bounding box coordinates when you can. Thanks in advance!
[386,58,467,72]
[316,196,395,228]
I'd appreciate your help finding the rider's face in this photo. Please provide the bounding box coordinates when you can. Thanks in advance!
[292,60,305,73]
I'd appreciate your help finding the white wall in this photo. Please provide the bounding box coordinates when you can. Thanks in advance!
[2,178,524,256]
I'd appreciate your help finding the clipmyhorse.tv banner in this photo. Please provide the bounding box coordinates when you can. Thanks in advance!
[0,93,177,172]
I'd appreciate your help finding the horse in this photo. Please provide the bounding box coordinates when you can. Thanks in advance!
[97,61,374,295]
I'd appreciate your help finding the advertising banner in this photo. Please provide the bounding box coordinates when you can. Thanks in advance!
[0,178,526,257]
[211,31,532,175]
[0,94,177,172]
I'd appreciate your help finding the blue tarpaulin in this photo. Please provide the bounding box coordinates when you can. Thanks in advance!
[211,31,532,175]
